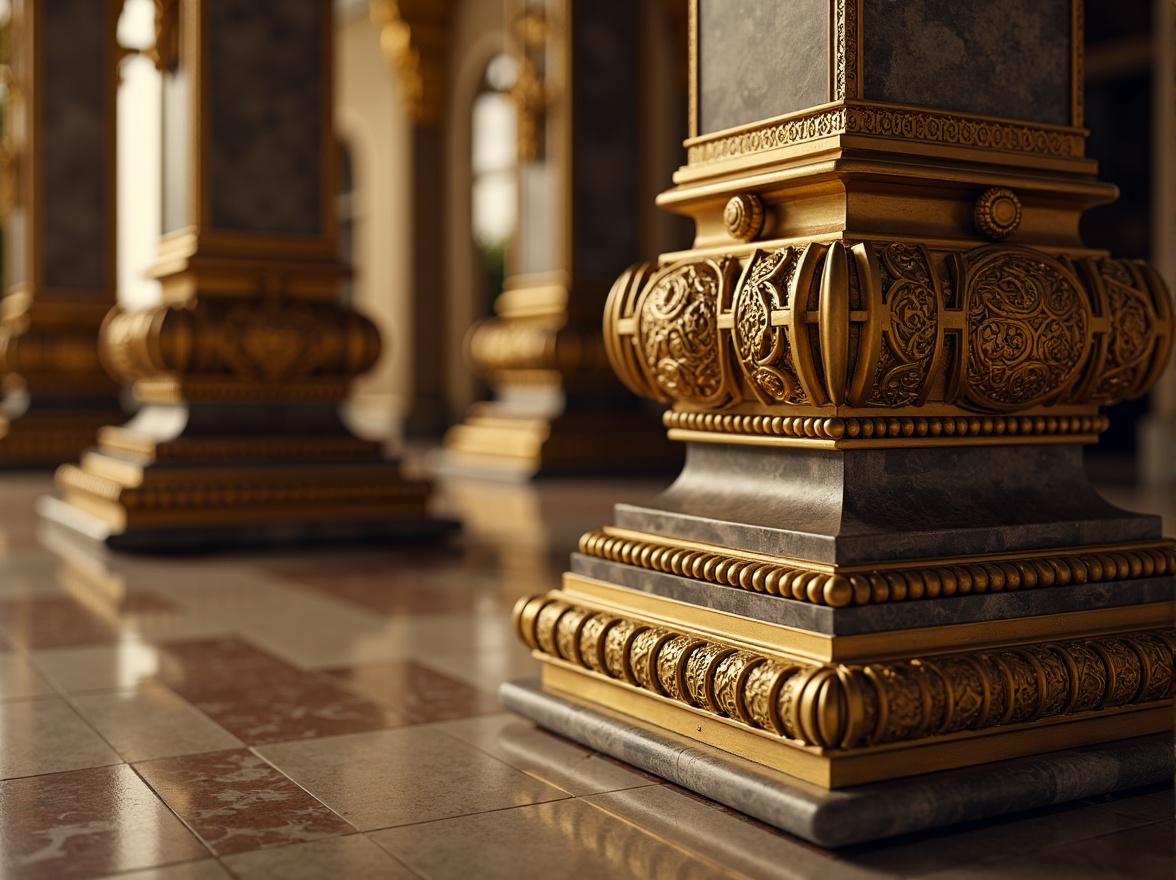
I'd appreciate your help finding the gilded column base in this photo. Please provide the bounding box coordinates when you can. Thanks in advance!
[501,678,1172,848]
[39,403,450,551]
[513,572,1174,789]
[506,441,1174,837]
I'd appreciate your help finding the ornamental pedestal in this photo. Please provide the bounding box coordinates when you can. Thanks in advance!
[436,0,680,479]
[504,0,1175,846]
[0,0,126,466]
[38,0,444,551]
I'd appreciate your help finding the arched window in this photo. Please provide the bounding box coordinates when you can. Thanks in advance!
[470,53,517,312]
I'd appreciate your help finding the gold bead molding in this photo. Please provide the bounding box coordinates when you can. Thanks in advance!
[579,528,1176,608]
[974,187,1023,240]
[604,241,1173,445]
[515,593,1176,751]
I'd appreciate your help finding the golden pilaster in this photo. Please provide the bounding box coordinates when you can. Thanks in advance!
[505,0,1175,843]
[438,0,682,478]
[39,0,441,550]
[0,0,125,466]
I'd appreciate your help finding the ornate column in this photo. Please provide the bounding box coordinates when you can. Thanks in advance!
[0,0,125,466]
[437,0,681,478]
[39,0,442,551]
[503,0,1176,846]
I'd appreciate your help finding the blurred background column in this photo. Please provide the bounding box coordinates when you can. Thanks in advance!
[39,0,442,551]
[0,0,125,466]
[435,0,688,479]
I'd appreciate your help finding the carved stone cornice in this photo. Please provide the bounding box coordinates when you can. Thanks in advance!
[604,241,1173,447]
[370,0,449,127]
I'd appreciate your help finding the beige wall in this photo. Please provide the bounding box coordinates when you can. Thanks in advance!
[335,9,414,443]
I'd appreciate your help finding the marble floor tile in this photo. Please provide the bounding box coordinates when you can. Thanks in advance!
[0,696,122,780]
[584,784,876,880]
[30,639,163,694]
[913,819,1175,879]
[271,565,490,615]
[0,650,56,700]
[0,595,122,649]
[70,682,244,762]
[410,640,538,694]
[846,784,1174,876]
[436,713,660,796]
[323,659,502,722]
[134,748,356,855]
[254,726,568,831]
[0,764,209,880]
[93,861,234,880]
[370,797,739,880]
[221,833,419,880]
[156,637,406,744]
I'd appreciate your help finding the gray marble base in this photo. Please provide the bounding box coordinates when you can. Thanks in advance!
[36,494,457,554]
[501,678,1173,848]
[571,554,1175,636]
[617,444,1160,565]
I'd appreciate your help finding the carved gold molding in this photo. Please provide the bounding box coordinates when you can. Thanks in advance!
[604,242,1173,446]
[466,315,613,388]
[710,103,1083,174]
[100,298,381,404]
[580,527,1176,608]
[516,593,1174,752]
[371,0,449,127]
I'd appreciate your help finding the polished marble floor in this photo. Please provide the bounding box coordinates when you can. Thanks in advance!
[0,469,1171,880]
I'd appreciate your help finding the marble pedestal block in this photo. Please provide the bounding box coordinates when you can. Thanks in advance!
[501,679,1173,848]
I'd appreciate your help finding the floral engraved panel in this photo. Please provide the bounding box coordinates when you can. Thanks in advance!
[732,249,808,405]
[636,261,735,407]
[869,243,938,406]
[1093,260,1154,402]
[962,250,1089,411]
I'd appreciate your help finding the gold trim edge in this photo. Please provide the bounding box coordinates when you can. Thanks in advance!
[578,528,1176,608]
[515,593,1175,754]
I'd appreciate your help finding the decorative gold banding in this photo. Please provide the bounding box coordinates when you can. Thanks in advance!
[604,241,1174,446]
[685,103,1086,167]
[662,410,1109,444]
[578,528,1176,609]
[514,593,1176,752]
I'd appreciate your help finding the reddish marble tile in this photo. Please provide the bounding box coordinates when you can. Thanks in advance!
[271,566,482,615]
[0,593,176,650]
[0,763,208,880]
[135,748,355,855]
[324,660,503,723]
[157,638,406,744]
[0,596,121,650]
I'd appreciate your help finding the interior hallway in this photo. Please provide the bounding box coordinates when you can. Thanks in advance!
[0,466,1171,880]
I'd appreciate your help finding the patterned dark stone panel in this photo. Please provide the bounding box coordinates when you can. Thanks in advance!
[208,0,322,234]
[42,0,110,290]
[571,2,640,281]
[862,0,1071,125]
[699,0,829,135]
